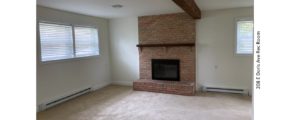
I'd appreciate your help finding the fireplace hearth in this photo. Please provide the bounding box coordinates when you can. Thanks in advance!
[152,59,180,81]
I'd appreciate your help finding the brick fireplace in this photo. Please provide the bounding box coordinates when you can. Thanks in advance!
[133,13,196,96]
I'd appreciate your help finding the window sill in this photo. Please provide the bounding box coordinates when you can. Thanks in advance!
[39,55,100,64]
[234,53,253,57]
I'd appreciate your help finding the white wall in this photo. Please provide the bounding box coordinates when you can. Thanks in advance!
[196,7,253,94]
[37,6,111,105]
[109,18,139,85]
[109,7,253,95]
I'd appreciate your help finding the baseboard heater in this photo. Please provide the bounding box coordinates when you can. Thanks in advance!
[202,86,248,95]
[38,87,92,112]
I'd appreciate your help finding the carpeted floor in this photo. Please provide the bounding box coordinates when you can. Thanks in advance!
[37,85,252,120]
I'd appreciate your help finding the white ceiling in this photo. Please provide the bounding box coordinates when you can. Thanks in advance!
[37,0,253,18]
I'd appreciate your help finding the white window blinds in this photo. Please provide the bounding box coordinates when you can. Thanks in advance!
[74,27,99,57]
[236,20,254,54]
[39,23,74,61]
[38,22,100,62]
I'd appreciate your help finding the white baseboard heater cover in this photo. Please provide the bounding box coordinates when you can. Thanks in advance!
[202,86,249,95]
[38,87,92,112]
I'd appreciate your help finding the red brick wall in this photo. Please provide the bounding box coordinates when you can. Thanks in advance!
[139,13,196,44]
[138,13,196,82]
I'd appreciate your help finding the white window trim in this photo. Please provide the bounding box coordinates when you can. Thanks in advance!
[234,17,254,56]
[39,55,100,64]
[37,20,100,64]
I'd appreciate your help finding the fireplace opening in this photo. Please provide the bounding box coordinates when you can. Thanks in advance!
[152,59,180,81]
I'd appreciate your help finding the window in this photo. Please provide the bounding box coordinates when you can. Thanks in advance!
[74,27,99,57]
[39,23,74,61]
[38,22,99,62]
[236,19,254,55]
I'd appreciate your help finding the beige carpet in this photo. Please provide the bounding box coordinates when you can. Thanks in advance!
[37,85,252,120]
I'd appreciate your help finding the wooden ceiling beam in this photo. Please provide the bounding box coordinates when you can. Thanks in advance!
[172,0,201,19]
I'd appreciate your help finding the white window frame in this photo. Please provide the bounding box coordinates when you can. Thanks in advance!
[234,17,254,56]
[37,20,100,63]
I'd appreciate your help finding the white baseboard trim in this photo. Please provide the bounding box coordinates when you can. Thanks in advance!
[112,80,133,86]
